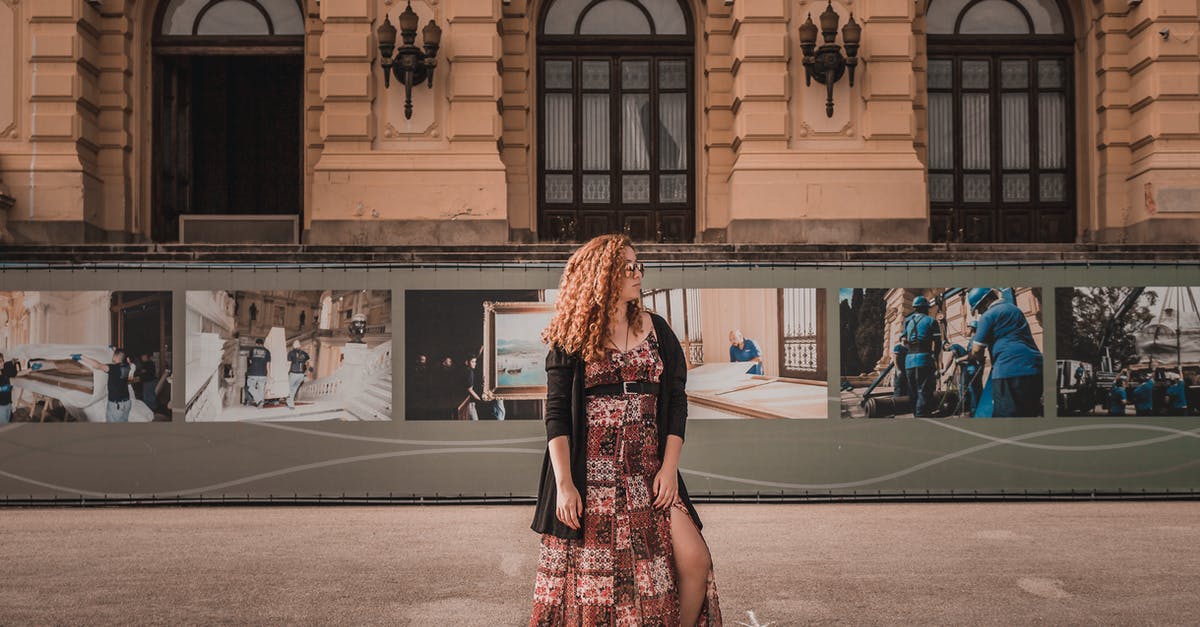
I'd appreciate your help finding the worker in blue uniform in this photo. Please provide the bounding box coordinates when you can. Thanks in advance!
[903,295,941,417]
[967,288,1043,417]
[1108,375,1127,416]
[1165,374,1189,415]
[892,342,909,400]
[1131,374,1155,416]
[947,319,982,416]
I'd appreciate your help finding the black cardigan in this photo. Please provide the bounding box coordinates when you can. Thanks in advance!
[531,312,703,539]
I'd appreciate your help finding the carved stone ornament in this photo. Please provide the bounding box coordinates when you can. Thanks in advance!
[797,119,854,138]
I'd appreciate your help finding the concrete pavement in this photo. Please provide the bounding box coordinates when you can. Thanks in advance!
[1,502,1197,625]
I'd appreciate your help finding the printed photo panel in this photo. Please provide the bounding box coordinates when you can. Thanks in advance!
[405,288,828,420]
[1055,287,1199,417]
[0,291,173,423]
[840,287,1044,418]
[186,290,392,421]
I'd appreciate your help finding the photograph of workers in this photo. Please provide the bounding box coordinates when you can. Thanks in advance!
[406,288,828,420]
[0,291,173,423]
[186,290,392,421]
[840,287,1044,418]
[1056,287,1199,417]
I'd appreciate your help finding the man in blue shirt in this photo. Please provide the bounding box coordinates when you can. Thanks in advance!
[892,343,909,400]
[77,348,135,422]
[1131,374,1155,416]
[947,321,982,416]
[967,288,1043,417]
[1165,374,1189,415]
[246,338,271,408]
[728,330,764,376]
[285,340,310,410]
[903,296,941,417]
[1108,376,1127,416]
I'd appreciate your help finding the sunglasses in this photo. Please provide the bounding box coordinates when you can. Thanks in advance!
[622,261,646,277]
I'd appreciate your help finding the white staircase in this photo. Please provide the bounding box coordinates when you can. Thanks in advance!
[295,340,392,421]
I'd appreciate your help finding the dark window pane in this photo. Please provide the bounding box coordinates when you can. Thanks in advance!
[961,60,990,89]
[962,93,990,169]
[622,60,650,89]
[581,60,610,90]
[658,59,687,89]
[1003,174,1030,202]
[1000,60,1028,88]
[544,60,573,89]
[964,174,991,202]
[928,59,953,89]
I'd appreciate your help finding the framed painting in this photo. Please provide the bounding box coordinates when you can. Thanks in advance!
[483,301,556,400]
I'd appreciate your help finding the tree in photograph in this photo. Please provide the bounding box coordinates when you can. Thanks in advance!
[854,289,886,374]
[840,291,861,375]
[1065,287,1158,368]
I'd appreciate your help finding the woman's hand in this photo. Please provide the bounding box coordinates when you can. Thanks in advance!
[556,482,583,530]
[652,467,678,510]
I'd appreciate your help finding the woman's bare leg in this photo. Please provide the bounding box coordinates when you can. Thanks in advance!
[670,505,712,627]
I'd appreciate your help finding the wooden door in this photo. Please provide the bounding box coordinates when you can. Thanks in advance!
[152,56,192,242]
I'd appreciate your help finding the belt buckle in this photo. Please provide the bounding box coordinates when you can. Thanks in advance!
[622,381,635,395]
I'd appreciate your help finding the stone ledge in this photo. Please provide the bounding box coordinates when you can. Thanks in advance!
[0,242,1198,265]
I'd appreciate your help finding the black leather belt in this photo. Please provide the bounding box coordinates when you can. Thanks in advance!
[585,381,660,397]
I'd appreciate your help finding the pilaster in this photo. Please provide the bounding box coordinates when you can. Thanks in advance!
[702,0,736,241]
[500,0,533,240]
[1115,0,1200,242]
[730,0,789,152]
[5,0,104,241]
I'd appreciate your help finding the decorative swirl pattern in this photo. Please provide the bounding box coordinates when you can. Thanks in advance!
[1,421,1198,498]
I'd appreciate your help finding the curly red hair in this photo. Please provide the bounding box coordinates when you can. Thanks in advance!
[542,234,645,362]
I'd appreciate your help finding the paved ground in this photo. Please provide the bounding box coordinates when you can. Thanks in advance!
[1,502,1197,625]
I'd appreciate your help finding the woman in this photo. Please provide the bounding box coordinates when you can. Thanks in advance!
[530,234,721,626]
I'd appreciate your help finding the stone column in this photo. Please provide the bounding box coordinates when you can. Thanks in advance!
[1112,0,1200,242]
[500,0,533,241]
[319,0,375,152]
[90,0,134,240]
[1093,0,1134,241]
[702,0,736,241]
[3,0,104,241]
[730,0,790,154]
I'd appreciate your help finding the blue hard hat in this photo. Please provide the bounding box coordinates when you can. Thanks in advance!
[912,295,930,309]
[966,288,993,312]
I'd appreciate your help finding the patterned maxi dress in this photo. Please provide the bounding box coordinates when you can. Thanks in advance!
[530,329,722,626]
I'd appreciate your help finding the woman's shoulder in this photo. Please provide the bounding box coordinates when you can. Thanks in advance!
[647,311,679,343]
[545,343,580,367]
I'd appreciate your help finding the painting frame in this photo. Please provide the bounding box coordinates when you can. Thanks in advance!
[483,301,555,401]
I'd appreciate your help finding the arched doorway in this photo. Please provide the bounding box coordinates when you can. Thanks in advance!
[151,0,305,242]
[536,0,695,242]
[926,0,1075,242]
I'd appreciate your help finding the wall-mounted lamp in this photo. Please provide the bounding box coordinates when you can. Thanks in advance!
[376,1,442,120]
[799,1,861,118]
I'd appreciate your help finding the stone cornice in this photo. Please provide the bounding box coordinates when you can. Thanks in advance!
[0,243,1197,265]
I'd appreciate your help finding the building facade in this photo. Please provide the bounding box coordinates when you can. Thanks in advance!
[0,0,1196,245]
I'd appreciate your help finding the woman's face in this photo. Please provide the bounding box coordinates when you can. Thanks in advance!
[618,246,642,304]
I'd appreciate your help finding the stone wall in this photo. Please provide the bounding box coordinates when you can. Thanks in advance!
[0,0,1194,244]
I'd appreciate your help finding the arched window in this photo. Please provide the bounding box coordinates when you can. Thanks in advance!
[159,0,304,36]
[537,0,694,242]
[925,0,1074,243]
